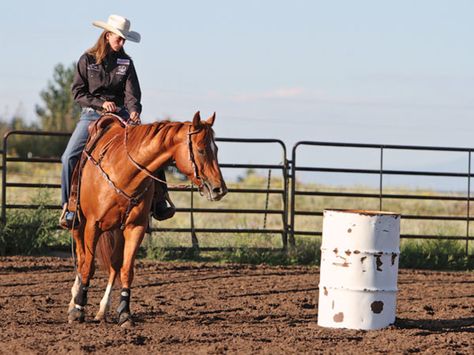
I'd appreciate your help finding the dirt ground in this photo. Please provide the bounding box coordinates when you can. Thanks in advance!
[0,256,472,354]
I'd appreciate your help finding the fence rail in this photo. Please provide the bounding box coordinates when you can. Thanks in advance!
[1,130,473,256]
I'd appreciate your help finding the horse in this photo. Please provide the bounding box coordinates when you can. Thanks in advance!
[67,111,227,326]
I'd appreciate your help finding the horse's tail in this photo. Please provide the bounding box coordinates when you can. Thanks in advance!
[96,230,122,272]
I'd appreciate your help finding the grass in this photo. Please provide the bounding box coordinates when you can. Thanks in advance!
[1,162,473,270]
[141,233,322,266]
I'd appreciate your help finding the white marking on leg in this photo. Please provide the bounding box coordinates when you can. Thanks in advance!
[96,283,113,320]
[68,275,80,312]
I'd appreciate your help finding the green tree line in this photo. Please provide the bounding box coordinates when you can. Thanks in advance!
[0,63,80,158]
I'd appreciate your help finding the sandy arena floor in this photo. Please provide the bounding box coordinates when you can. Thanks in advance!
[0,256,473,354]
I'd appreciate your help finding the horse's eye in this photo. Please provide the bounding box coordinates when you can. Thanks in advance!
[197,149,205,155]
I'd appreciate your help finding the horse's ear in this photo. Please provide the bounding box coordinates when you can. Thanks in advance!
[192,111,201,128]
[206,112,216,126]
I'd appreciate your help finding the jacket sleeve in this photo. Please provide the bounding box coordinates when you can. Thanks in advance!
[124,60,142,114]
[71,55,105,110]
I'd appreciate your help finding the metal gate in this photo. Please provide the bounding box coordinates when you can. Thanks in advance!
[1,131,289,249]
[290,141,473,255]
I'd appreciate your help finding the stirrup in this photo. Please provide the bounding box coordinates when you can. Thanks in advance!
[59,206,80,229]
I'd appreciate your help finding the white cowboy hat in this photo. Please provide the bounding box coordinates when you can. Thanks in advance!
[93,14,141,43]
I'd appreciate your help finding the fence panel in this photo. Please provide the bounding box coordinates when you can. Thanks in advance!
[1,131,289,250]
[150,137,289,249]
[1,130,70,222]
[290,141,473,256]
[2,130,473,256]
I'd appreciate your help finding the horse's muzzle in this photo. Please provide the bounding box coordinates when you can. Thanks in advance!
[201,181,227,201]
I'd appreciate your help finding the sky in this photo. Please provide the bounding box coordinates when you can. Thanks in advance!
[1,0,473,186]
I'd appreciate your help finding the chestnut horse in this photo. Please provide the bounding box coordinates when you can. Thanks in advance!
[67,111,227,326]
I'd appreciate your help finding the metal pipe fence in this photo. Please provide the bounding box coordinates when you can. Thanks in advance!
[2,131,473,256]
[150,137,289,248]
[1,131,289,248]
[290,141,474,256]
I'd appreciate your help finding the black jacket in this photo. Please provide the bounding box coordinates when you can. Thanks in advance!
[72,51,142,114]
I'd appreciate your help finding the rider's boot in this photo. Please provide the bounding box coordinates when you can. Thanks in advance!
[59,203,80,229]
[151,182,176,221]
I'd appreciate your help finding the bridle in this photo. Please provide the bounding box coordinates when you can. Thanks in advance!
[124,123,205,190]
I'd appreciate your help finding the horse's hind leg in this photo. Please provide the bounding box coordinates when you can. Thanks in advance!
[117,225,146,327]
[68,226,85,314]
[68,221,99,323]
[95,230,124,321]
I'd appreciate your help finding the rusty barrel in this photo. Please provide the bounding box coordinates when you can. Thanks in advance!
[318,209,401,330]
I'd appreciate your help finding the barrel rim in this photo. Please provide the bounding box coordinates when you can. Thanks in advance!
[324,209,400,216]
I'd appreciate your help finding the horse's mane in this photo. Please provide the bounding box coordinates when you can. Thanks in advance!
[127,120,214,149]
[126,120,187,148]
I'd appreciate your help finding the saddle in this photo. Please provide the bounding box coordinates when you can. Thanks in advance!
[67,113,128,215]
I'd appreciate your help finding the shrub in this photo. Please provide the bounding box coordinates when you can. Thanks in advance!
[400,239,473,270]
[0,192,68,255]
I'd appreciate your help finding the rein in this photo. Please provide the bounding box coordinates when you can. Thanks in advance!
[83,148,152,230]
[124,124,205,190]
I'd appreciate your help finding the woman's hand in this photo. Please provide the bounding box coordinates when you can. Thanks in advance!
[130,112,140,123]
[102,101,117,112]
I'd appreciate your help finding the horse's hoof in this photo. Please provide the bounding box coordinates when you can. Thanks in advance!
[118,312,134,327]
[94,313,107,322]
[68,307,85,323]
[120,319,134,328]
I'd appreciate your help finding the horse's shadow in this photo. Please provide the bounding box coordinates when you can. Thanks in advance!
[395,317,474,334]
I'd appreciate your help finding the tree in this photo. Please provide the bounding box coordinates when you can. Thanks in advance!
[36,63,80,132]
[31,63,81,157]
[0,63,79,158]
[0,106,42,158]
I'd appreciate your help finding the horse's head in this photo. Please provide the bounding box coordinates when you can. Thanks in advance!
[174,111,227,201]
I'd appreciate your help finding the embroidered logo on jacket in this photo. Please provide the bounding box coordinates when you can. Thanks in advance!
[117,65,128,75]
[117,58,130,65]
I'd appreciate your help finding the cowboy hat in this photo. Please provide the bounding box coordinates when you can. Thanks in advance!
[93,14,141,43]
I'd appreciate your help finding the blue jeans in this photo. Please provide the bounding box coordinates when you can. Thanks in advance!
[61,108,129,205]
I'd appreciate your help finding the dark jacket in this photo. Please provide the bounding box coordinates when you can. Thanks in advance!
[71,51,142,114]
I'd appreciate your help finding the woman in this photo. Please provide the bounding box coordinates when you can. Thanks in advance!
[60,14,174,228]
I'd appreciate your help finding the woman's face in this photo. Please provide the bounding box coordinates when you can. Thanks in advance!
[107,32,126,52]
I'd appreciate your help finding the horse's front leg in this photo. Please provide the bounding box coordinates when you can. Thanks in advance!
[117,224,146,327]
[68,275,81,314]
[68,221,99,323]
[94,269,116,322]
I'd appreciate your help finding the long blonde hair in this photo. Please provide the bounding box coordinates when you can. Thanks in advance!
[87,31,128,64]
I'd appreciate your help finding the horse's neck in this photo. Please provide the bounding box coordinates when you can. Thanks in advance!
[127,122,184,172]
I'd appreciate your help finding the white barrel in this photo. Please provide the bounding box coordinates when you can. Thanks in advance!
[318,209,400,330]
